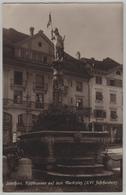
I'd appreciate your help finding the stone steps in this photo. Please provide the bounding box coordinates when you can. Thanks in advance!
[70,157,95,165]
[55,163,104,174]
[47,170,114,178]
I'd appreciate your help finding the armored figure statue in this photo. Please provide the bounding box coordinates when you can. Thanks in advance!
[51,28,65,61]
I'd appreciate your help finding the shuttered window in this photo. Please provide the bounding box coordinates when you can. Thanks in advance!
[14,71,23,85]
[94,110,106,118]
[110,93,116,104]
[96,92,103,101]
[110,111,118,120]
[107,79,122,87]
[76,81,83,92]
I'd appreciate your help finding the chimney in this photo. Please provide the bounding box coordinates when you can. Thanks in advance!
[29,27,34,36]
[76,51,81,60]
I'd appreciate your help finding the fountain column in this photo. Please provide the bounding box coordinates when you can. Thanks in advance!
[52,61,64,105]
[45,136,55,170]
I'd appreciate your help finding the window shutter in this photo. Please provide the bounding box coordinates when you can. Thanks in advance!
[103,111,106,118]
[107,79,110,85]
[94,110,97,117]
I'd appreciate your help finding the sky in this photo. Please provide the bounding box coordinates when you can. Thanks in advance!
[3,3,123,63]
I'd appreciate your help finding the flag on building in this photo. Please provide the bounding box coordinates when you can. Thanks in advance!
[47,13,52,28]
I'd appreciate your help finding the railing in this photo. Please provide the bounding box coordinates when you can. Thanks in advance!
[3,98,49,110]
[3,99,91,116]
[10,79,27,90]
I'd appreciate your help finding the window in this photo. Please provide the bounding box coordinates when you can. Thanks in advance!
[18,114,37,127]
[35,93,44,108]
[76,81,83,92]
[110,110,118,120]
[14,90,23,104]
[38,54,43,62]
[35,74,44,89]
[94,110,106,118]
[76,98,83,109]
[14,71,23,85]
[96,76,102,84]
[96,92,103,101]
[116,71,121,75]
[32,51,37,60]
[32,115,37,125]
[3,112,12,144]
[70,97,73,104]
[109,80,115,86]
[38,42,42,47]
[70,81,73,87]
[107,79,122,87]
[20,48,26,58]
[94,123,103,131]
[110,93,116,104]
[18,114,24,125]
[25,50,31,58]
[4,112,12,128]
[43,56,47,64]
[116,80,122,87]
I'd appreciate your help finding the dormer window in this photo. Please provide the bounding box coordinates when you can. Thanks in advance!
[96,76,102,84]
[116,70,121,75]
[38,42,42,47]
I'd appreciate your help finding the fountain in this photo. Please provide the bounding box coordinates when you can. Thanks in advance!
[17,27,113,180]
[3,26,114,185]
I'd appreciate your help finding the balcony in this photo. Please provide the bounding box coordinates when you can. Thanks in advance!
[33,82,48,93]
[10,79,27,90]
[3,98,49,110]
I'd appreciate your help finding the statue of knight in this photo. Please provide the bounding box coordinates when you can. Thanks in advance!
[51,28,65,61]
[47,13,65,104]
[47,13,65,61]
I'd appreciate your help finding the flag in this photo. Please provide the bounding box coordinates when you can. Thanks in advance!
[47,13,52,28]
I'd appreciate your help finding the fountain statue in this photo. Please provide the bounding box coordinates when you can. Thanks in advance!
[51,27,65,61]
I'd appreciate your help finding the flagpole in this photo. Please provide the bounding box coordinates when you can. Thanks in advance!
[50,13,53,33]
[51,15,53,31]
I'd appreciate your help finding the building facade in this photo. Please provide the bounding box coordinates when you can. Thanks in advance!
[81,57,123,143]
[3,28,123,145]
[3,28,90,144]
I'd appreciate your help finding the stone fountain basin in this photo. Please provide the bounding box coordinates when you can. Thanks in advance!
[18,130,109,162]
